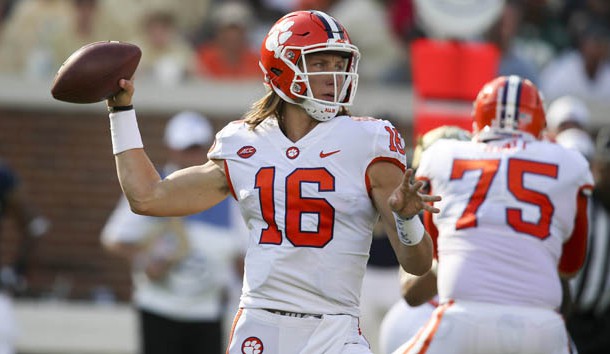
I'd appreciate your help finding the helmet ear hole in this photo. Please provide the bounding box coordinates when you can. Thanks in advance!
[291,83,305,95]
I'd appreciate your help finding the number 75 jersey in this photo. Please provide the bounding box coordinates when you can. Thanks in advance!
[208,115,406,316]
[415,135,594,309]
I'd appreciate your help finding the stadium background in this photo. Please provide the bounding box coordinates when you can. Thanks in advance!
[0,0,608,353]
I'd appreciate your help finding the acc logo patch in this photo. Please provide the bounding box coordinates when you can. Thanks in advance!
[242,336,264,354]
[265,19,295,58]
[238,146,256,159]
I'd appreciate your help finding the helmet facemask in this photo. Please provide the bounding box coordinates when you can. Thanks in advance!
[273,43,360,121]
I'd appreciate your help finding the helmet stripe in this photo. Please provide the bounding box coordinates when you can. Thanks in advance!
[498,78,509,128]
[312,10,344,40]
[505,75,522,130]
[330,18,345,39]
[513,77,523,129]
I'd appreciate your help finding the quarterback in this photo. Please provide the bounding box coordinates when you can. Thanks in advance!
[104,10,439,354]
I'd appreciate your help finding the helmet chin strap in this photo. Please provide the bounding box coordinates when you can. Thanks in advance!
[300,99,339,122]
[271,82,340,122]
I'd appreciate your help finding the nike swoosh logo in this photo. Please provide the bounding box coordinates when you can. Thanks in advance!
[319,150,341,158]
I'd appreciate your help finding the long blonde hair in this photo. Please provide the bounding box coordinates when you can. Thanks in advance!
[243,89,351,130]
[244,90,284,130]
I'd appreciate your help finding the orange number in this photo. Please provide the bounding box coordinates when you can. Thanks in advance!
[506,159,557,239]
[450,158,557,239]
[255,167,282,244]
[256,167,335,247]
[385,126,405,155]
[450,159,500,229]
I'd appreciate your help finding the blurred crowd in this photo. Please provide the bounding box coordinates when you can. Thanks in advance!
[0,1,609,353]
[0,0,608,101]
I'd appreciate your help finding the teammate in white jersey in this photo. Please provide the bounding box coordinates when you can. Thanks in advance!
[103,10,439,354]
[394,75,594,354]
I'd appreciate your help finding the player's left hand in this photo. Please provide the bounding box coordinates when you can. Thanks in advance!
[389,169,441,218]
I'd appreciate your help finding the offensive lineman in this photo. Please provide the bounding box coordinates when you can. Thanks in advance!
[394,76,593,354]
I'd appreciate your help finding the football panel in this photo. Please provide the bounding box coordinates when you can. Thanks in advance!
[51,41,141,104]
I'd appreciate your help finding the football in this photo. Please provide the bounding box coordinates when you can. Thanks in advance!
[51,41,141,104]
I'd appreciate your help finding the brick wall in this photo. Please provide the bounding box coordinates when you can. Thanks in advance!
[0,109,231,302]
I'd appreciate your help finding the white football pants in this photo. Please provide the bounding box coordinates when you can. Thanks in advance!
[227,308,371,354]
[393,300,571,354]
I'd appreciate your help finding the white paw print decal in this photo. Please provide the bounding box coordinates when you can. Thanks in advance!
[265,19,295,58]
[242,336,264,354]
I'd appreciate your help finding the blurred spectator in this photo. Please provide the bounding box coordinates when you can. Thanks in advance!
[97,0,142,27]
[555,128,596,161]
[195,2,260,80]
[247,0,304,47]
[0,0,72,78]
[161,0,213,39]
[384,0,416,41]
[563,0,610,29]
[133,7,197,85]
[514,0,570,70]
[0,0,17,34]
[546,95,591,140]
[1,160,50,354]
[250,0,300,25]
[567,126,610,354]
[51,0,134,74]
[539,14,610,102]
[0,0,134,78]
[486,0,540,84]
[101,111,247,354]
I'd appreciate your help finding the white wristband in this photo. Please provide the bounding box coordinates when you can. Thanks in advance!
[109,109,143,155]
[393,212,425,246]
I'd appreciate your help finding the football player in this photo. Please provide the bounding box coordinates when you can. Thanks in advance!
[394,75,593,354]
[104,10,440,354]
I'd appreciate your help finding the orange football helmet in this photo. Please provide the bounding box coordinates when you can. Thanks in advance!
[472,75,546,138]
[259,10,360,121]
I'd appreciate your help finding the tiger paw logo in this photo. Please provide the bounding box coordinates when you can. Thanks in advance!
[286,146,300,159]
[242,337,263,354]
[265,19,295,58]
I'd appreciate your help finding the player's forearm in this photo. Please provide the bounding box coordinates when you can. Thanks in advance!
[395,233,433,276]
[115,149,163,215]
[107,105,164,214]
[400,262,438,306]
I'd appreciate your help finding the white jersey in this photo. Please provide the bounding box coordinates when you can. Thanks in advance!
[208,115,406,316]
[415,134,593,309]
